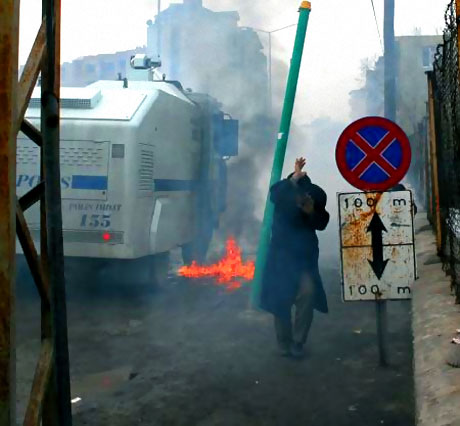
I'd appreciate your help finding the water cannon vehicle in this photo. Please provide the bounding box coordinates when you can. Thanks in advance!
[16,56,238,285]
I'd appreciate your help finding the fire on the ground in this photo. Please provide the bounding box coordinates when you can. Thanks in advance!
[178,238,255,291]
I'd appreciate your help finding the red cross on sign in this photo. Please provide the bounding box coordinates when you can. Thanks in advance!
[335,116,412,192]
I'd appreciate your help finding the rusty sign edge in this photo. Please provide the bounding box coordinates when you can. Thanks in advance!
[337,190,417,302]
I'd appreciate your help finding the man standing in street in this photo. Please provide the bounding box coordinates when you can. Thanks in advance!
[261,157,330,358]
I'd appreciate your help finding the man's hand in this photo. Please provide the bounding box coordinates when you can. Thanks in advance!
[300,194,314,214]
[293,157,307,180]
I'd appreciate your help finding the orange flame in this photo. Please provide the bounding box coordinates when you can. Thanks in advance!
[178,237,255,291]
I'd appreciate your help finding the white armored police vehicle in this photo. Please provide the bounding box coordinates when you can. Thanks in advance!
[16,54,238,286]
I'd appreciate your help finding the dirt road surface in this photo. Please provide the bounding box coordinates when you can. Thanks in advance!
[16,255,414,426]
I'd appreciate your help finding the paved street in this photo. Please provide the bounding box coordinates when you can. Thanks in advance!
[16,251,414,426]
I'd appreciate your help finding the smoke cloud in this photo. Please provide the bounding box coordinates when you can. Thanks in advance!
[196,0,356,256]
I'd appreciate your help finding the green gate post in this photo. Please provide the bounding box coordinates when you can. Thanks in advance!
[251,1,312,307]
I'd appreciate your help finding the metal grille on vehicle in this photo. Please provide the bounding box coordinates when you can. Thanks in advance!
[17,141,107,168]
[29,89,102,109]
[60,146,106,167]
[138,149,154,191]
[16,144,39,165]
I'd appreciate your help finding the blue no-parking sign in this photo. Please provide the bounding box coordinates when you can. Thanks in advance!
[335,116,412,191]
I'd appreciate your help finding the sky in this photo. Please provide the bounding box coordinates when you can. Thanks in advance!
[19,0,446,124]
[17,0,448,228]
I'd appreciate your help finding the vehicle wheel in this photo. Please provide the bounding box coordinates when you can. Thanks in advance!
[181,225,213,265]
[96,253,170,291]
[128,252,170,288]
[150,252,170,286]
[65,257,105,286]
[61,257,112,300]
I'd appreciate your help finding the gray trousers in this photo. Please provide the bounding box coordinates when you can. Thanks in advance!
[274,272,316,347]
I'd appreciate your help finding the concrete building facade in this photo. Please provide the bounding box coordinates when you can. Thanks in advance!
[61,47,146,88]
[146,0,268,119]
[349,35,441,136]
[348,35,441,204]
[59,0,268,120]
[395,35,440,135]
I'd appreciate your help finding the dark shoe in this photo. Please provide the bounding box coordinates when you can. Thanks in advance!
[278,342,292,357]
[290,342,305,358]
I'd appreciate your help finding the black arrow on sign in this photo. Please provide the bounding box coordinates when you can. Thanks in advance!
[367,213,389,280]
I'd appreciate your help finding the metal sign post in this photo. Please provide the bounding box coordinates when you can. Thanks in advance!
[376,301,389,367]
[336,116,413,367]
[338,190,416,365]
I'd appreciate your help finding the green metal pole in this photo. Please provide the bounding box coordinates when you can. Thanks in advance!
[251,1,312,307]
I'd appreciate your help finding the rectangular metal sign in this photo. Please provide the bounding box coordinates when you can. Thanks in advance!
[338,190,416,301]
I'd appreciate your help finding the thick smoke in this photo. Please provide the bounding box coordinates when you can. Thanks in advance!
[197,0,350,257]
[144,1,367,261]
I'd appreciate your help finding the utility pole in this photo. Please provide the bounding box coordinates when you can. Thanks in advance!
[376,0,396,368]
[249,24,297,118]
[251,2,312,307]
[384,0,396,121]
[157,0,162,57]
[268,32,272,115]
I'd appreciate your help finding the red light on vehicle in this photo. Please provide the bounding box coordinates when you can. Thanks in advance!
[102,232,111,241]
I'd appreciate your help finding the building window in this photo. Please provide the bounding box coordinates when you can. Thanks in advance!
[101,62,116,75]
[85,63,96,74]
[170,33,181,78]
[422,46,437,68]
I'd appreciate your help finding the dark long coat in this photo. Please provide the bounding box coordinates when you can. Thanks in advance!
[260,175,330,321]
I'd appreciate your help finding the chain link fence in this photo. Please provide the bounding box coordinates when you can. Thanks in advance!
[430,0,460,302]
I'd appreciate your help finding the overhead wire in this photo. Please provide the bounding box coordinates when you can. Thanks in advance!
[370,0,384,54]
